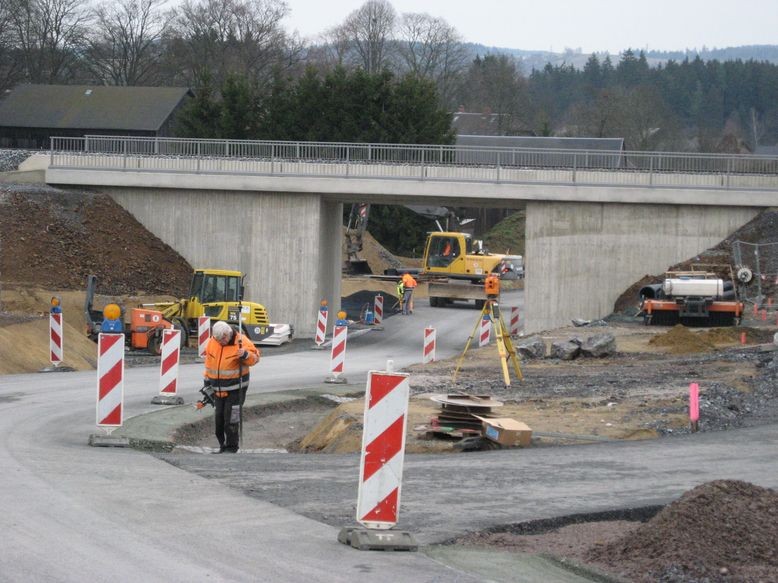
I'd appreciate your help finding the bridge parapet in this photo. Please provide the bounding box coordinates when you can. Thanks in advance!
[49,136,778,193]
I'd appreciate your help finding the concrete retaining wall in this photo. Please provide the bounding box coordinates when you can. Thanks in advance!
[104,187,341,338]
[524,201,759,333]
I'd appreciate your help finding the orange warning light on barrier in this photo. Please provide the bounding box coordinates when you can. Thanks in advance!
[103,303,121,320]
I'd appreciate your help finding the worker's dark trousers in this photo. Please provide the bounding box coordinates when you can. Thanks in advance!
[214,386,247,450]
[403,289,414,314]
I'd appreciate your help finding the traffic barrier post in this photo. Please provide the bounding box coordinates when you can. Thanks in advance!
[314,304,328,349]
[479,315,491,347]
[89,333,129,447]
[197,316,210,358]
[151,329,184,405]
[49,312,63,367]
[325,325,348,383]
[338,371,417,551]
[373,294,384,326]
[423,327,436,364]
[509,307,520,336]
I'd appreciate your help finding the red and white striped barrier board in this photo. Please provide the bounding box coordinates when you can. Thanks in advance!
[315,307,328,346]
[356,371,410,529]
[479,315,491,347]
[509,307,520,336]
[197,316,210,358]
[97,333,124,427]
[423,327,436,364]
[158,329,181,396]
[49,313,63,366]
[330,325,348,377]
[374,294,384,325]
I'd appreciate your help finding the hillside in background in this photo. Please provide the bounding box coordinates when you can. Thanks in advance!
[481,210,526,257]
[468,43,778,72]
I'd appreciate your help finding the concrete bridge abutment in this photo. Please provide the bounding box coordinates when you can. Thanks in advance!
[524,201,760,333]
[103,187,342,338]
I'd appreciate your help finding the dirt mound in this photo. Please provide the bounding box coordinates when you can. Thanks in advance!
[0,184,192,296]
[648,324,716,353]
[587,480,778,582]
[343,228,413,275]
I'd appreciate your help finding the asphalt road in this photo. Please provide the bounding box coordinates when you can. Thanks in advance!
[4,290,778,582]
[0,293,521,582]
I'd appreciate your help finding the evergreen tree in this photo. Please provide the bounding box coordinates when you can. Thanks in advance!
[174,73,221,138]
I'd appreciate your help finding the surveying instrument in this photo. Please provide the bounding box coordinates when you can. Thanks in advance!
[453,298,523,387]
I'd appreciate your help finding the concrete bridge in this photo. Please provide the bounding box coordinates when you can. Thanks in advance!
[34,136,778,336]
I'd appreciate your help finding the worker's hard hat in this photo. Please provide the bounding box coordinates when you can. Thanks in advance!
[212,320,234,341]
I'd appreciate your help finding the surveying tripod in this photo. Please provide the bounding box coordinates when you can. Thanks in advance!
[453,299,523,387]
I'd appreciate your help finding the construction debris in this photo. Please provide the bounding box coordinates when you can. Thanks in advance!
[415,394,531,448]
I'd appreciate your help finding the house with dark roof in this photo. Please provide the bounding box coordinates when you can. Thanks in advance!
[455,135,625,168]
[0,84,192,148]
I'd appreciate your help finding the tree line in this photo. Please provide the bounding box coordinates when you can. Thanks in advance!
[2,0,778,152]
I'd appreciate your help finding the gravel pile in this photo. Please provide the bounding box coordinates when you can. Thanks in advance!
[0,150,34,172]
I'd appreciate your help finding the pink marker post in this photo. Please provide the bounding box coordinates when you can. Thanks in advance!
[689,382,700,433]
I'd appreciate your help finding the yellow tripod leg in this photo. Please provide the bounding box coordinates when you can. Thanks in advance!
[491,304,512,386]
[452,302,489,382]
[499,313,523,381]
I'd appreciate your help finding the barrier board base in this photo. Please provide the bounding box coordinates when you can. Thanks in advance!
[88,434,130,448]
[39,365,75,373]
[312,344,326,350]
[337,526,418,552]
[324,375,348,384]
[151,395,185,405]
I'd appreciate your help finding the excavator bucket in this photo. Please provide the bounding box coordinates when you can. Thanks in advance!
[346,260,372,275]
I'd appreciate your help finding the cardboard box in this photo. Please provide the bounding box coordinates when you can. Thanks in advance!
[474,416,532,447]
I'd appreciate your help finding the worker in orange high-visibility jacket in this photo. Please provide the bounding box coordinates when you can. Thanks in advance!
[203,320,260,453]
[401,272,417,315]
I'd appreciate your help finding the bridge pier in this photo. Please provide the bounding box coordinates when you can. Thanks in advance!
[524,201,759,333]
[103,187,342,338]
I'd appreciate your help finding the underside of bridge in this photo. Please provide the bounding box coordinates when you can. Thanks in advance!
[102,187,342,338]
[100,186,758,338]
[524,201,759,333]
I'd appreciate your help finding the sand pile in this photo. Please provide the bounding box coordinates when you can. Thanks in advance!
[587,480,778,582]
[648,324,715,354]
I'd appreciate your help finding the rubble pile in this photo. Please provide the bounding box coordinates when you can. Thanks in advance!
[587,480,778,582]
[0,185,193,295]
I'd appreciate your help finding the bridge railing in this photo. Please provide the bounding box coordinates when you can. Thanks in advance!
[49,136,778,190]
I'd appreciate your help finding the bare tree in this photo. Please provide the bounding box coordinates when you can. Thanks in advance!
[85,0,170,86]
[318,24,352,69]
[0,0,23,91]
[396,12,467,107]
[6,0,90,83]
[167,0,295,88]
[335,0,396,74]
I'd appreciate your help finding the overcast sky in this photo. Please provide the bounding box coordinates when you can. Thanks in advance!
[281,0,778,55]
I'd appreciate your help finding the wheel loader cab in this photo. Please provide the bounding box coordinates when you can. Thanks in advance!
[189,270,243,305]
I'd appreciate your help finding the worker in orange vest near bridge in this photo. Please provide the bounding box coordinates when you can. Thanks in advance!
[401,272,417,315]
